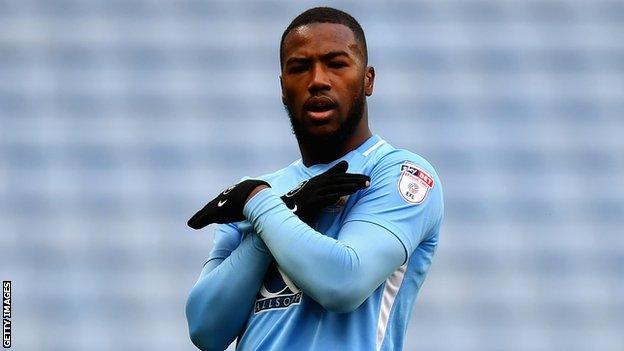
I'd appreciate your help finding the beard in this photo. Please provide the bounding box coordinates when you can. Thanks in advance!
[285,88,366,156]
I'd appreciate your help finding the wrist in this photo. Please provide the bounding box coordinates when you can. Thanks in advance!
[246,185,270,204]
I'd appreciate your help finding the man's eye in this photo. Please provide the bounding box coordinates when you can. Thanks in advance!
[288,65,308,74]
[328,62,347,69]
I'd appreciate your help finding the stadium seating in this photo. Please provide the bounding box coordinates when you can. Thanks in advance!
[1,1,622,350]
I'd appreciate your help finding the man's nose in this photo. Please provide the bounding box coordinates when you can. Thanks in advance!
[308,64,331,93]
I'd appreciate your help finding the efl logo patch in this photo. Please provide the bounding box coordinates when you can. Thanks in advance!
[398,162,434,204]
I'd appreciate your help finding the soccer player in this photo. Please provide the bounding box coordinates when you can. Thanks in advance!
[185,7,444,351]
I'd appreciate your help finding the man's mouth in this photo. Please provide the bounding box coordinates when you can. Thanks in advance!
[303,96,338,122]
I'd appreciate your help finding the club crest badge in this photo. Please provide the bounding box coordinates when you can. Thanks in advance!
[398,162,434,204]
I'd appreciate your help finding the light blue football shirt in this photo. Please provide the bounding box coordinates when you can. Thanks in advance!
[208,134,444,351]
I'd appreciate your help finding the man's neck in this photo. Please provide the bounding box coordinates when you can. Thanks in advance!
[299,117,372,167]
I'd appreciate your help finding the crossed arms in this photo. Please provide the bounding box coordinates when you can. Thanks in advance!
[186,197,406,350]
[185,159,433,350]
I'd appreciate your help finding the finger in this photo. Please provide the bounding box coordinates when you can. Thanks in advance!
[317,182,369,196]
[325,174,370,185]
[327,172,369,180]
[188,207,244,228]
[187,199,221,229]
[319,179,370,194]
[188,210,210,229]
[315,194,342,207]
[323,160,349,175]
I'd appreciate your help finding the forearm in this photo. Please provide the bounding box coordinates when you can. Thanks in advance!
[186,234,272,350]
[243,189,404,312]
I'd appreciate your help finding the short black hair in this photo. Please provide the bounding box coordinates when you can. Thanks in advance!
[279,7,368,68]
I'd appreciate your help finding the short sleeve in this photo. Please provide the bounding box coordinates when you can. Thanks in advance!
[343,152,443,259]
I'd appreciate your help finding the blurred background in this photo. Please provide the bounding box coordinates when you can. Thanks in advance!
[1,0,623,350]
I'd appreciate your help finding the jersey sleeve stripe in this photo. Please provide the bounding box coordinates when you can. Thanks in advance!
[362,139,387,156]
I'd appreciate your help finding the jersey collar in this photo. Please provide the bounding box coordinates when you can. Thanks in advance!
[294,134,385,176]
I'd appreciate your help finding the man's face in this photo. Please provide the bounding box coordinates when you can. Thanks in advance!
[280,22,374,145]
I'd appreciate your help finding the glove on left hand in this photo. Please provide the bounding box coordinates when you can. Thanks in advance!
[187,179,270,229]
[280,160,370,225]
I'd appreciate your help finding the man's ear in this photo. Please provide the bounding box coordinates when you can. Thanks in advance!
[364,66,375,96]
[280,75,287,105]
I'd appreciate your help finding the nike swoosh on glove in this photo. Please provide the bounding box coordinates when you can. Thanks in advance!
[281,160,370,225]
[187,179,270,229]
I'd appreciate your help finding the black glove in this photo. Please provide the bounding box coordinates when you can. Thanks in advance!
[281,160,370,225]
[187,179,270,229]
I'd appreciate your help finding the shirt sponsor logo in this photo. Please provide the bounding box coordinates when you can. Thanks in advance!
[398,162,434,204]
[254,262,302,314]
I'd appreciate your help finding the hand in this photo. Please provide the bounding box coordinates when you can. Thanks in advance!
[281,161,370,225]
[187,179,270,229]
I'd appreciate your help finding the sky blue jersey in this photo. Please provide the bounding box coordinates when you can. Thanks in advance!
[206,134,444,351]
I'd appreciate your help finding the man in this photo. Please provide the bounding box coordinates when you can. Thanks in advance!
[185,7,443,351]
